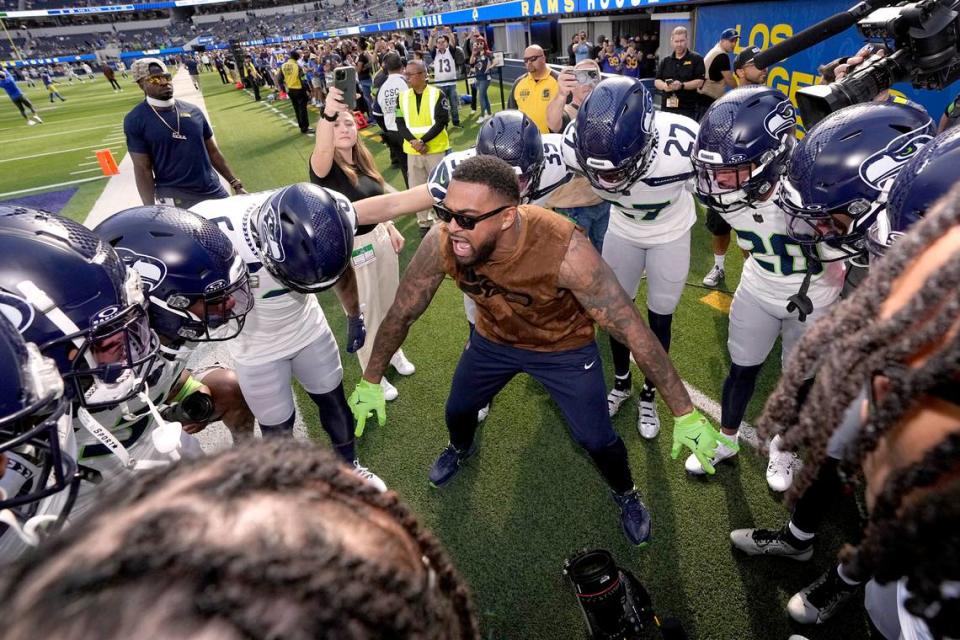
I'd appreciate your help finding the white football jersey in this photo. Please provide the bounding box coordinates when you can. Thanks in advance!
[190,189,357,367]
[427,134,572,207]
[71,345,201,519]
[721,199,845,309]
[0,412,76,564]
[562,111,699,245]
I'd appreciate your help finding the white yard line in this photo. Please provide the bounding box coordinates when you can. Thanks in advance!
[0,123,120,145]
[683,381,758,450]
[0,175,106,198]
[0,144,121,164]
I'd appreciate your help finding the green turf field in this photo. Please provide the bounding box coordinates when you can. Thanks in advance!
[6,70,870,640]
[0,77,142,219]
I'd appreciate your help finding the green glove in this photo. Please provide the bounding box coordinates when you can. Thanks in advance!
[671,409,738,475]
[348,379,385,437]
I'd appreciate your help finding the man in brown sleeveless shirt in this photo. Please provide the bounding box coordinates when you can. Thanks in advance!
[349,156,726,546]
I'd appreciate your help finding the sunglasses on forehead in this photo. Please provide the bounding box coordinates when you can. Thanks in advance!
[433,202,513,230]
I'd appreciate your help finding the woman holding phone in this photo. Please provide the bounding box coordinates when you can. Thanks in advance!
[469,35,493,123]
[310,86,416,402]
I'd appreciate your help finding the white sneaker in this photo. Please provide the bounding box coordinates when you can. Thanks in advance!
[380,377,398,402]
[477,115,487,123]
[766,434,800,492]
[478,403,490,422]
[685,436,739,475]
[636,388,660,439]
[390,350,416,376]
[607,387,632,417]
[352,459,387,492]
[32,114,42,124]
[702,265,725,288]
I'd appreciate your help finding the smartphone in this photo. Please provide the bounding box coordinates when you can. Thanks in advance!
[574,68,600,86]
[334,66,357,110]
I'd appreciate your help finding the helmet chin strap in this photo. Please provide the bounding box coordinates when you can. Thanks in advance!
[786,246,820,323]
[0,487,56,547]
[75,382,184,471]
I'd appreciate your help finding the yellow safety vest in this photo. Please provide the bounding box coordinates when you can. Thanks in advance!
[398,85,449,155]
[281,59,303,90]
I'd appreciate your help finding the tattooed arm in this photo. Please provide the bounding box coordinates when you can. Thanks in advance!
[362,225,447,383]
[558,231,694,417]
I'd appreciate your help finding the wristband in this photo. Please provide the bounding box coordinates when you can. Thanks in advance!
[321,109,339,122]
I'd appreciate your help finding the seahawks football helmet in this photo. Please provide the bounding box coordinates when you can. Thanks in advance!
[777,102,935,261]
[868,125,960,257]
[248,183,356,294]
[0,313,78,557]
[476,110,544,200]
[572,76,656,194]
[693,86,796,212]
[0,206,158,409]
[94,205,253,343]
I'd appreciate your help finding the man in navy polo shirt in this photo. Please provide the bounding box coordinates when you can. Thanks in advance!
[124,58,246,209]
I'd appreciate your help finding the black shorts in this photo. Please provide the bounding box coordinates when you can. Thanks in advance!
[705,207,731,236]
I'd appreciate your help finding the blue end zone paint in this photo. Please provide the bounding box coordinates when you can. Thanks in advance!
[0,187,78,214]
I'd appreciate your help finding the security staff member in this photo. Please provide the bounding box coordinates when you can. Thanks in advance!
[243,55,262,102]
[508,45,560,133]
[396,59,450,236]
[279,50,312,134]
[372,52,409,186]
[654,26,705,121]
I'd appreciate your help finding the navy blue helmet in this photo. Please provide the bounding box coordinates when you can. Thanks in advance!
[868,125,960,257]
[94,206,253,343]
[572,76,656,193]
[693,86,796,212]
[777,102,936,261]
[0,206,159,409]
[249,183,355,294]
[0,313,78,543]
[476,110,544,200]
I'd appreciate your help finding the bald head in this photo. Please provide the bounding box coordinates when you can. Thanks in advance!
[523,45,547,75]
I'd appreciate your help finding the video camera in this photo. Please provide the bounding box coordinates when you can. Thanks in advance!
[752,0,960,128]
[563,549,688,640]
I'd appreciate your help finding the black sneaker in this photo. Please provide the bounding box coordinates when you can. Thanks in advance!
[428,441,477,488]
[612,489,652,546]
[729,527,814,561]
[787,567,861,624]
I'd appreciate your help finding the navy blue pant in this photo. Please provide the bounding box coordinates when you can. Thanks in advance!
[446,332,634,493]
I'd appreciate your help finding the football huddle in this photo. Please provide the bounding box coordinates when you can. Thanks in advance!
[0,5,958,638]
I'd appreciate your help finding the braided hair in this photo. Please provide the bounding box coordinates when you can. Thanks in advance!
[0,440,480,640]
[757,184,960,638]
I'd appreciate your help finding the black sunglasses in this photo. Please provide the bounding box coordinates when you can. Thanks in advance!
[433,202,512,230]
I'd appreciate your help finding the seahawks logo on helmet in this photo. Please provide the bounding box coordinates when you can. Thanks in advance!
[764,100,796,139]
[640,88,655,137]
[860,128,934,191]
[115,249,167,293]
[258,205,285,263]
[0,290,34,333]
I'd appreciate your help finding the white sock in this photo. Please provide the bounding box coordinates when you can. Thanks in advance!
[837,563,861,586]
[788,520,816,541]
[714,254,725,269]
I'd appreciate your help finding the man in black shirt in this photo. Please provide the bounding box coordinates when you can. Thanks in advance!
[654,26,705,121]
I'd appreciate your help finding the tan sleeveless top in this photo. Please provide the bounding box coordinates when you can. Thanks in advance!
[440,205,595,352]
